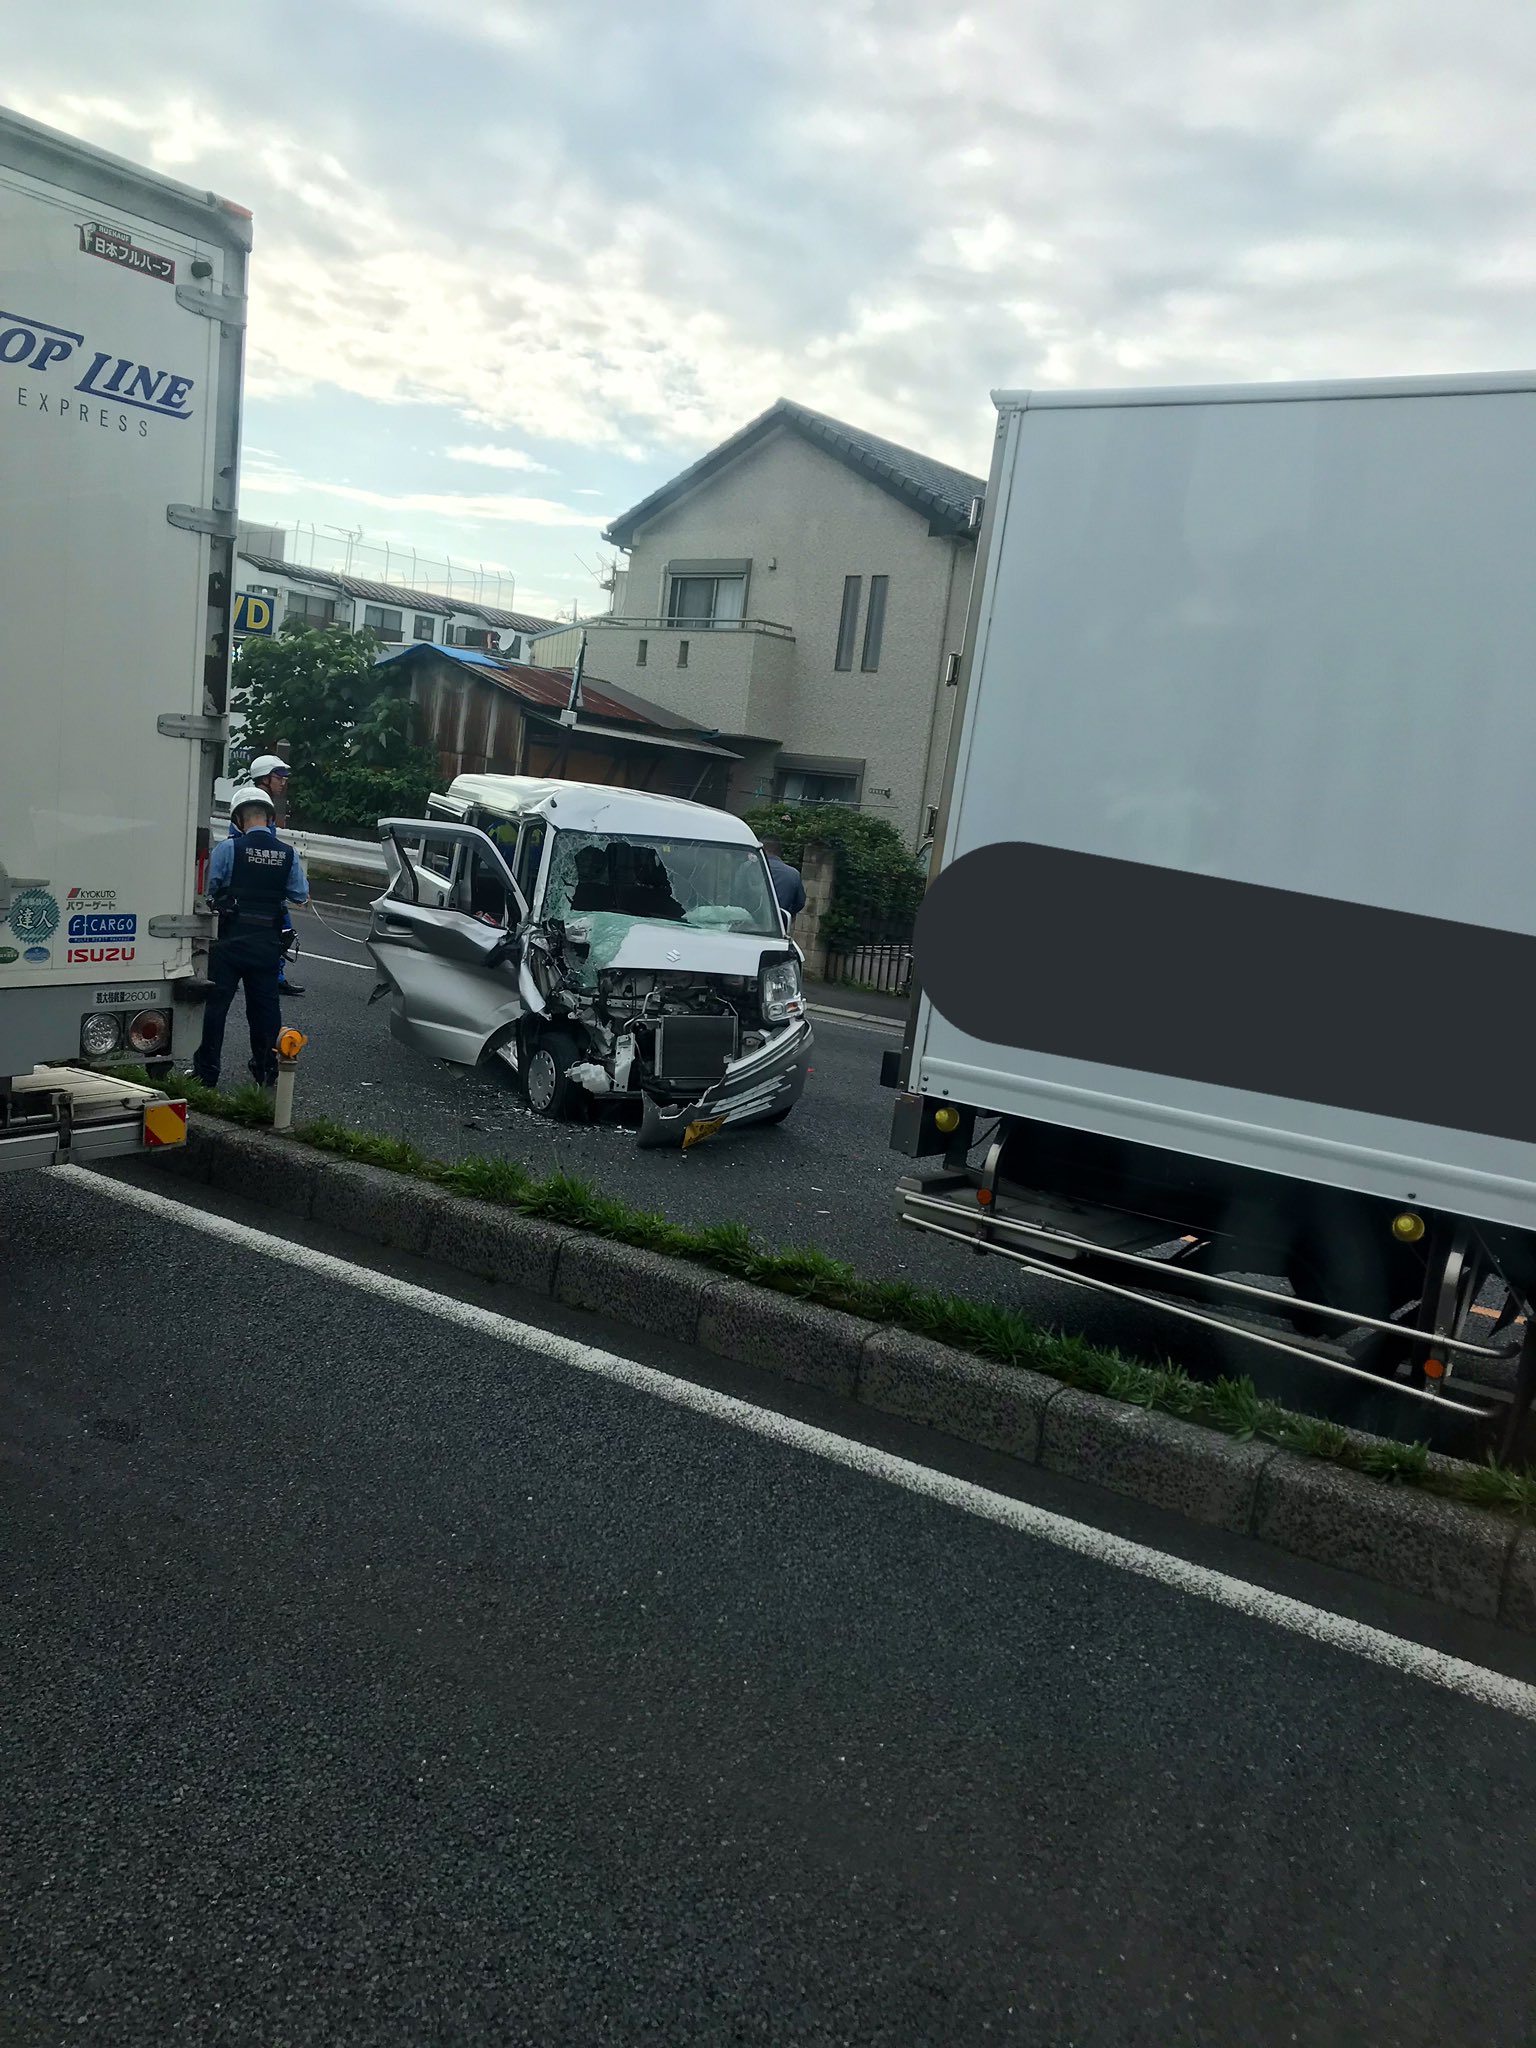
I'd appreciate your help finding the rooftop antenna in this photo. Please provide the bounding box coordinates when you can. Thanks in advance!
[559,630,586,728]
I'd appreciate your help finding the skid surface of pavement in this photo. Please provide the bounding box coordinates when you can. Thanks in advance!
[5,1167,1536,2045]
[277,922,1508,1426]
[277,922,1266,1367]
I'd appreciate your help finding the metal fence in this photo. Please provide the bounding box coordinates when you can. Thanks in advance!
[822,939,913,996]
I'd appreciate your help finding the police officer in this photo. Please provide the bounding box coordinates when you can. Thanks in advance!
[193,784,310,1089]
[760,835,807,921]
[235,753,304,995]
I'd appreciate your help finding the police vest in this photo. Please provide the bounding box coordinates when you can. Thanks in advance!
[218,830,295,936]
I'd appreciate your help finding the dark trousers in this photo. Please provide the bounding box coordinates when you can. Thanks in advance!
[193,930,284,1088]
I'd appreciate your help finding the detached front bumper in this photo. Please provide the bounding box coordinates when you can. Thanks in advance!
[637,1017,813,1148]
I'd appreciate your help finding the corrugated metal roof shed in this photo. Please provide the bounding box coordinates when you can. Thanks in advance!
[377,643,675,729]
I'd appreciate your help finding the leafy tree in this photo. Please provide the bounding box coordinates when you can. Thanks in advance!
[230,621,437,832]
[286,760,436,836]
[231,621,426,772]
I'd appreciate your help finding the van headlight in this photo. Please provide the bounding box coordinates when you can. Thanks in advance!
[759,956,803,1023]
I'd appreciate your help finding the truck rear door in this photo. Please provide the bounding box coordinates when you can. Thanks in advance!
[0,110,247,1033]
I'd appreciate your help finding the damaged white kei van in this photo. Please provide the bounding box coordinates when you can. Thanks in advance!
[367,776,813,1146]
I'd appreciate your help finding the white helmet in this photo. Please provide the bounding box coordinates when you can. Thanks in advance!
[229,783,277,823]
[249,754,291,778]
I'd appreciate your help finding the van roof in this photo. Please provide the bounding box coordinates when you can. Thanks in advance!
[432,775,762,846]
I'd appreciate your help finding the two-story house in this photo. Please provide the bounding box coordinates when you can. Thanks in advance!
[573,399,985,848]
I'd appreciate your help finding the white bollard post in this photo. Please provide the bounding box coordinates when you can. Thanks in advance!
[271,1028,308,1131]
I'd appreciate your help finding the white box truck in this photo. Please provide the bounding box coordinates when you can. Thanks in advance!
[0,106,250,1169]
[890,371,1536,1452]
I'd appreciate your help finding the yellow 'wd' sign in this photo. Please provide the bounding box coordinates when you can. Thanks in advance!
[233,592,275,636]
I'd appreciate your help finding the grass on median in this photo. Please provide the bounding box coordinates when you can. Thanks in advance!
[120,1066,1536,1524]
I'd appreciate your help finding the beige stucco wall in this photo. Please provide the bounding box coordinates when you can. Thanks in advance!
[581,618,797,740]
[608,425,974,846]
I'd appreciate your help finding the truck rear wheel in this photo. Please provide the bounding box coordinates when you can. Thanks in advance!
[1288,1227,1406,1343]
[1290,1214,1495,1384]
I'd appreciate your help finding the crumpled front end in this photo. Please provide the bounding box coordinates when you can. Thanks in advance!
[635,1015,813,1149]
[511,910,813,1144]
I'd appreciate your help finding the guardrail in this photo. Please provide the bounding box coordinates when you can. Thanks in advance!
[210,814,386,882]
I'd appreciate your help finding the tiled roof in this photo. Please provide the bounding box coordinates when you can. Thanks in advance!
[236,551,556,634]
[787,403,986,528]
[238,552,452,614]
[603,397,987,547]
[468,601,559,633]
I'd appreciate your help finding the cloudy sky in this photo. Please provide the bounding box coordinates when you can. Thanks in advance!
[11,0,1535,620]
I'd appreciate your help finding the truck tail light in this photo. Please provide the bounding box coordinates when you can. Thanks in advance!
[80,1012,124,1057]
[127,1009,172,1055]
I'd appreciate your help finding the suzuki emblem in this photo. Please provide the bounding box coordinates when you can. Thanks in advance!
[667,947,681,962]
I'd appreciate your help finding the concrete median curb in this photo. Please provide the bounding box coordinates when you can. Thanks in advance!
[134,1120,1536,1632]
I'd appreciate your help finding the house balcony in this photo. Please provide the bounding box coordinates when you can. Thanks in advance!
[584,616,797,738]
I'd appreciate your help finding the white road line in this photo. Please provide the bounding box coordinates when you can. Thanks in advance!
[298,952,372,970]
[64,1164,1536,1724]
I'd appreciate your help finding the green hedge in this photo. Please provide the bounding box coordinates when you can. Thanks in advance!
[744,804,925,950]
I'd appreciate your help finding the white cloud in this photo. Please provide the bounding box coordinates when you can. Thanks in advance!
[240,461,604,528]
[443,443,555,474]
[14,0,1536,493]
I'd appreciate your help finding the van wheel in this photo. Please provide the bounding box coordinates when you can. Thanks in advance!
[525,1029,581,1120]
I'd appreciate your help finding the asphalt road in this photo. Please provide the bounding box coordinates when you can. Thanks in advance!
[6,1165,1536,2046]
[268,906,1205,1354]
[256,907,1502,1446]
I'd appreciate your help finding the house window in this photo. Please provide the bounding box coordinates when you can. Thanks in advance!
[284,591,336,626]
[636,637,648,666]
[834,575,862,671]
[861,575,888,672]
[775,769,858,806]
[364,605,404,642]
[413,614,436,641]
[677,639,690,668]
[246,583,278,598]
[665,574,745,626]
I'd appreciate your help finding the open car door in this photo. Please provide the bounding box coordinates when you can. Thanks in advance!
[368,819,529,1065]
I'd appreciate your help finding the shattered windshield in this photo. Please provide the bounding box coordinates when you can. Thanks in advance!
[543,830,780,938]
